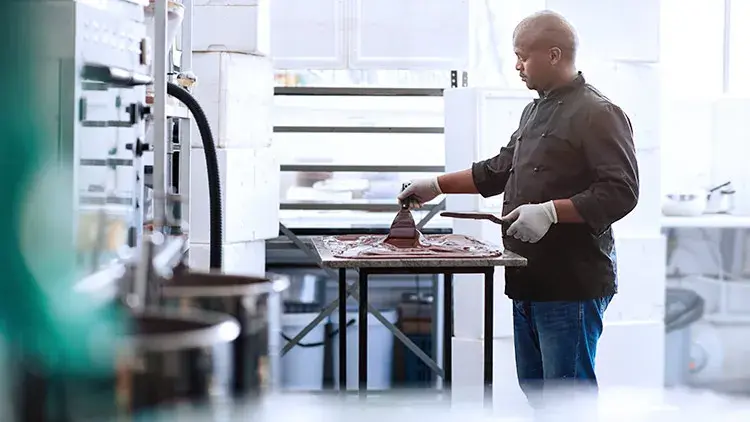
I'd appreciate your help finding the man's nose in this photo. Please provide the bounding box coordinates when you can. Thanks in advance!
[515,60,523,71]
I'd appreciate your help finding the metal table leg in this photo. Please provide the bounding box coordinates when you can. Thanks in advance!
[483,268,494,407]
[338,268,347,392]
[359,269,368,396]
[443,273,453,390]
[292,262,499,400]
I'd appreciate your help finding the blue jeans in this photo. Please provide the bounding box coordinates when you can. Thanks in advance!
[512,295,612,407]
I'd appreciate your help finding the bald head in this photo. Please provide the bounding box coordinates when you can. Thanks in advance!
[514,11,578,63]
[512,11,579,92]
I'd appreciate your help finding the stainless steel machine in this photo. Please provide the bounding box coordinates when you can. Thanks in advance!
[10,1,284,419]
[11,1,230,420]
[29,0,151,280]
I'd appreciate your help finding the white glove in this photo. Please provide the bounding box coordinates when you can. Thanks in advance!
[501,201,558,243]
[397,178,442,208]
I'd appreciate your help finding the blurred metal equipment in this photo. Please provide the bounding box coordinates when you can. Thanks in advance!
[17,0,283,418]
[17,0,268,419]
[29,306,242,420]
[47,214,269,420]
[31,0,153,277]
[161,270,289,396]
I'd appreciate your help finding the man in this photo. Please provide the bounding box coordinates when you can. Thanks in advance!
[399,11,638,405]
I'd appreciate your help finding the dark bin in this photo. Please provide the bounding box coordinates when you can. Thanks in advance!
[664,287,705,387]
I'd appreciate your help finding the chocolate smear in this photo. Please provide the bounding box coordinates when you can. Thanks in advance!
[383,208,420,248]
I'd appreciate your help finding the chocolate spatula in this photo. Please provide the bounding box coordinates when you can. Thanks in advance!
[383,183,420,248]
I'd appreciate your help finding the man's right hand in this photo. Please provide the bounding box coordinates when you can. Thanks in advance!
[397,177,442,208]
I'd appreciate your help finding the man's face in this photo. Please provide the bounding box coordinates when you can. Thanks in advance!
[513,33,552,91]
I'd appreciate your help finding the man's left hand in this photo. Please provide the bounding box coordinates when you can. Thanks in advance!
[501,201,558,243]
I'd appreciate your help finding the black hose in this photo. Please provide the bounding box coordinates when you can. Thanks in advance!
[167,82,223,269]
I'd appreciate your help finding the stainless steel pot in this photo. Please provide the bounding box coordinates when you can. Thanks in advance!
[159,271,289,397]
[706,185,736,214]
[16,307,240,421]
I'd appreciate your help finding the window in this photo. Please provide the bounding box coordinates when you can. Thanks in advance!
[273,71,447,229]
[728,0,750,94]
[660,0,725,98]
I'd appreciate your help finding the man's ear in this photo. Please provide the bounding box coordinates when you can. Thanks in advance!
[549,47,562,65]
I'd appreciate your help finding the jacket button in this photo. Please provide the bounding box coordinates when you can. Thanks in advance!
[509,167,515,174]
[541,132,547,137]
[533,166,540,172]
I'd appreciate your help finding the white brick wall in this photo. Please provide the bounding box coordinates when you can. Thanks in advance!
[189,144,279,244]
[193,0,270,55]
[190,52,273,149]
[188,50,278,269]
[188,240,266,274]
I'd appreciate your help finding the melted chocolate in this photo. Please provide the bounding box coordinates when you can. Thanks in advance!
[383,209,419,248]
[323,234,503,260]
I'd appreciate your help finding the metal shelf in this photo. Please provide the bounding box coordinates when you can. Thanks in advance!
[274,79,456,233]
[280,164,444,172]
[273,227,452,237]
[279,201,441,212]
[274,87,445,97]
[662,215,750,228]
[274,126,443,134]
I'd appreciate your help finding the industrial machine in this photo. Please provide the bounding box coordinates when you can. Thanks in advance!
[6,0,283,420]
[27,0,150,281]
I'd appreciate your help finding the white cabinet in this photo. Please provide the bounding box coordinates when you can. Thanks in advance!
[546,0,660,63]
[270,0,470,70]
[348,0,469,70]
[270,0,347,69]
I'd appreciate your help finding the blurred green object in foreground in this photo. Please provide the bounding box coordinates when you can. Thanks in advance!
[0,0,125,376]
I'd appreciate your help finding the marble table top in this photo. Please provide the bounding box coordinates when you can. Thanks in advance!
[309,236,527,269]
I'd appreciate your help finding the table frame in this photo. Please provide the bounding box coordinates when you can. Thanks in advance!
[280,237,526,407]
[337,265,495,406]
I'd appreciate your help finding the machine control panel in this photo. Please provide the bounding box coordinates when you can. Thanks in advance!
[72,0,150,272]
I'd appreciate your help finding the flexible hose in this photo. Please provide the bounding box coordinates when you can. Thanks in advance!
[167,82,223,269]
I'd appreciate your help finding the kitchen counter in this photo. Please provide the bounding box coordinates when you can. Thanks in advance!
[662,214,750,228]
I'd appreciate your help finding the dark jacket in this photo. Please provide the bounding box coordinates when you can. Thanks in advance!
[471,73,639,301]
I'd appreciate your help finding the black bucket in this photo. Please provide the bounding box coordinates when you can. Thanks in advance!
[665,287,705,332]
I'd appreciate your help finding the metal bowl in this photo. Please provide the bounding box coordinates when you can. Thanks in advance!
[121,307,240,353]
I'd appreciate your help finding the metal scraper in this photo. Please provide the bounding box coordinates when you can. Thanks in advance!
[383,183,419,247]
[440,211,511,236]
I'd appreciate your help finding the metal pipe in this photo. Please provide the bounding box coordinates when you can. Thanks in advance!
[179,0,193,230]
[153,0,168,229]
[132,235,155,310]
[72,263,126,301]
[152,236,187,278]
